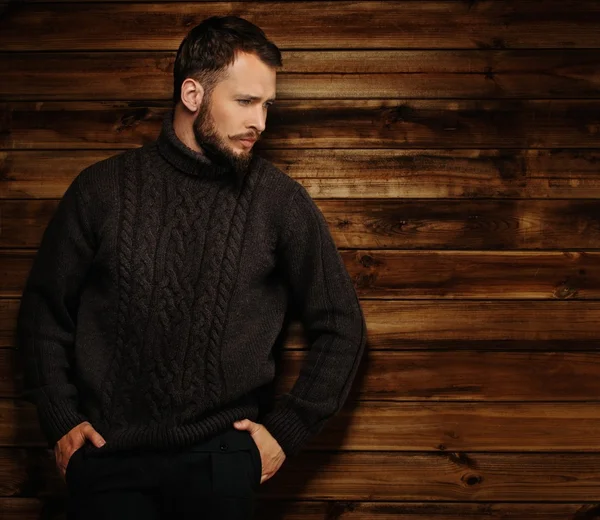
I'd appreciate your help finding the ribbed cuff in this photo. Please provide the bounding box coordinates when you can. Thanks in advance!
[37,398,89,448]
[262,406,313,457]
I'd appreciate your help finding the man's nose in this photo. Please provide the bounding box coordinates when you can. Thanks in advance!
[249,107,266,133]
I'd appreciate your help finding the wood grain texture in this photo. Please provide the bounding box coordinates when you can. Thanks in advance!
[4,197,600,249]
[2,1,600,50]
[2,100,600,149]
[2,498,600,520]
[343,250,598,300]
[267,452,600,501]
[2,0,600,513]
[5,149,600,199]
[5,399,600,452]
[215,501,600,520]
[3,50,600,99]
[4,349,600,401]
[2,249,598,299]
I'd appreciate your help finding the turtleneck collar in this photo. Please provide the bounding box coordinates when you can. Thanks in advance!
[156,108,234,180]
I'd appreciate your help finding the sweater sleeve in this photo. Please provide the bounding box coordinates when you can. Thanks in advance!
[16,173,95,448]
[262,184,367,456]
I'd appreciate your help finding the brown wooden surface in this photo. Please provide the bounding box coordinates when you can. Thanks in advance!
[5,399,600,452]
[4,50,600,100]
[3,0,600,516]
[3,101,600,149]
[3,299,600,349]
[4,348,600,401]
[343,250,599,300]
[269,453,600,501]
[2,249,599,299]
[4,149,600,200]
[261,452,600,501]
[2,498,600,520]
[2,2,600,50]
[4,197,600,249]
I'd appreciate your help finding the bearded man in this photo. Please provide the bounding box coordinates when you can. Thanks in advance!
[17,14,367,520]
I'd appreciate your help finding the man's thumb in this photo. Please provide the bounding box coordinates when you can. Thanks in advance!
[233,419,251,430]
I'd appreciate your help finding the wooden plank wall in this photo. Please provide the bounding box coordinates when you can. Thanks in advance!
[2,1,600,518]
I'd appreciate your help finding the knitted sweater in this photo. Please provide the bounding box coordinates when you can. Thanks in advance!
[16,108,367,457]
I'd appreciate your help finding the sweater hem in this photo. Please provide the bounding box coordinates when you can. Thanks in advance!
[82,400,260,456]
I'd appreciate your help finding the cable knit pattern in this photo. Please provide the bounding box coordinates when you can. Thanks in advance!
[16,107,367,457]
[205,166,257,407]
[100,149,138,429]
[103,146,256,432]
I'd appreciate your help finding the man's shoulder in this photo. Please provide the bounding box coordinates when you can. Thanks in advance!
[74,147,143,195]
[251,155,323,237]
[78,147,138,180]
[252,154,305,198]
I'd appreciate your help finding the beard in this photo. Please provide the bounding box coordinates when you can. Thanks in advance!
[192,96,253,182]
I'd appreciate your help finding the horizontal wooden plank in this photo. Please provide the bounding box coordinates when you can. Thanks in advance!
[353,301,600,345]
[142,501,600,520]
[2,498,600,520]
[5,349,600,401]
[5,197,600,249]
[292,351,600,401]
[4,50,600,99]
[267,452,600,501]
[7,399,600,452]
[259,453,600,502]
[5,149,600,200]
[2,2,600,50]
[2,249,599,300]
[2,101,600,149]
[4,448,600,500]
[3,300,600,349]
[314,402,600,452]
[321,200,600,249]
[344,250,599,300]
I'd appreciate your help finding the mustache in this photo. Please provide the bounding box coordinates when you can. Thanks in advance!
[234,133,259,141]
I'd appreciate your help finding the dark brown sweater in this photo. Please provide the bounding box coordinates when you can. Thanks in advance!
[16,109,367,457]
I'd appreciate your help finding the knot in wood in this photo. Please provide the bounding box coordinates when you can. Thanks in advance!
[462,474,483,486]
[359,254,374,268]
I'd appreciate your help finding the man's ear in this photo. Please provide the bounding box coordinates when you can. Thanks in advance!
[180,78,204,113]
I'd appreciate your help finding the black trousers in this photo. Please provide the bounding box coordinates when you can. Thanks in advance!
[65,427,262,520]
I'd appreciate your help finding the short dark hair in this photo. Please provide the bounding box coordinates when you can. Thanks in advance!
[172,16,283,105]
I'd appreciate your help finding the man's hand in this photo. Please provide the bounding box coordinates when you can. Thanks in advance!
[55,421,106,480]
[233,419,286,484]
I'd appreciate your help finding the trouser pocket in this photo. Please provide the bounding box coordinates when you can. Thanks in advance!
[247,435,262,488]
[187,428,261,492]
[65,446,85,485]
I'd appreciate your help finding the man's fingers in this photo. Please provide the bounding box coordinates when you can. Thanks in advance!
[82,424,106,448]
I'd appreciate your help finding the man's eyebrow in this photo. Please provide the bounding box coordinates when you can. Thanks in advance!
[239,95,276,102]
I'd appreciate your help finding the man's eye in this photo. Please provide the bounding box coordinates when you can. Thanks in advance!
[238,100,251,105]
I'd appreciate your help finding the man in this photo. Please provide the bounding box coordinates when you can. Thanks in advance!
[17,15,367,520]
